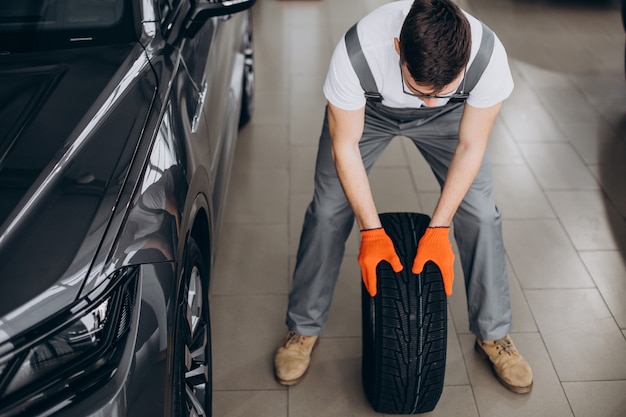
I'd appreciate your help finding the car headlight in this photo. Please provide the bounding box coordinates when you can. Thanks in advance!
[0,267,138,415]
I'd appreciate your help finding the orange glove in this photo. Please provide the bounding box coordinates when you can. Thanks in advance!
[412,227,455,296]
[358,228,404,297]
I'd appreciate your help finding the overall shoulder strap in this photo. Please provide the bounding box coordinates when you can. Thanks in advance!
[344,22,382,102]
[461,21,495,93]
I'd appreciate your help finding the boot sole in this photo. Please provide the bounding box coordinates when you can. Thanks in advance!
[275,369,308,386]
[474,341,533,394]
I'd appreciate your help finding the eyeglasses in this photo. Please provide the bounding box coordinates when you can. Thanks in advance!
[400,63,469,100]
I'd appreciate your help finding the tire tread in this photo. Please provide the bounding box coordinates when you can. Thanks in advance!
[362,212,447,414]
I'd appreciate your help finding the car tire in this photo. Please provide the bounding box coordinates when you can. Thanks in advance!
[361,212,447,414]
[172,237,213,417]
[239,10,254,128]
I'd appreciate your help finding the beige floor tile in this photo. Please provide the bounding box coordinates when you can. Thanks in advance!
[507,264,538,333]
[376,136,411,168]
[589,163,626,218]
[504,74,551,108]
[443,315,471,386]
[508,60,574,90]
[525,288,626,381]
[289,73,327,101]
[580,251,626,329]
[502,219,595,289]
[287,337,380,417]
[224,168,289,224]
[289,145,316,194]
[407,385,478,417]
[370,167,423,214]
[546,190,626,251]
[250,90,289,125]
[460,333,574,417]
[406,144,441,193]
[211,294,289,391]
[562,381,626,417]
[323,260,362,338]
[518,143,599,190]
[445,243,470,336]
[211,223,289,295]
[254,61,289,94]
[563,119,626,166]
[537,87,604,127]
[416,191,440,216]
[326,0,368,39]
[254,49,289,93]
[287,40,333,77]
[213,390,287,417]
[234,124,289,169]
[289,102,326,146]
[283,1,331,33]
[446,258,536,336]
[492,165,555,219]
[499,97,566,143]
[487,119,526,166]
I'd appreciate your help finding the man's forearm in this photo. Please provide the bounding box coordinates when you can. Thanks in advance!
[430,102,501,227]
[430,141,486,227]
[332,142,381,230]
[327,103,380,230]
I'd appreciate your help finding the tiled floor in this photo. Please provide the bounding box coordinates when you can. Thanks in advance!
[211,0,626,415]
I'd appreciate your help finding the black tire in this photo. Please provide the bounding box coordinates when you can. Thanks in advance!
[362,212,447,414]
[239,10,254,128]
[172,237,212,417]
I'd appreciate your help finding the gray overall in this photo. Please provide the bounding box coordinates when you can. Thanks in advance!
[286,21,512,341]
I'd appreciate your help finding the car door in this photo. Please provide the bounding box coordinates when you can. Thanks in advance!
[201,4,247,231]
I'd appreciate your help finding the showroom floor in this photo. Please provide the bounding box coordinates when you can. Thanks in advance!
[209,0,626,415]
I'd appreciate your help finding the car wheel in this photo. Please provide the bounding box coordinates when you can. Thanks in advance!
[239,10,254,128]
[172,237,212,417]
[361,212,447,414]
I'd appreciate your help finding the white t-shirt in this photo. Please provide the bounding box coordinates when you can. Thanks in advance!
[323,1,514,110]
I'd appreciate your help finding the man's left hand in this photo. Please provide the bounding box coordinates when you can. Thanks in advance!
[412,227,455,296]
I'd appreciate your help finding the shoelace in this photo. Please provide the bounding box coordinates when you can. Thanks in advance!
[494,337,517,356]
[284,331,306,347]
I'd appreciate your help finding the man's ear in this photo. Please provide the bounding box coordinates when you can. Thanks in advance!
[394,37,400,56]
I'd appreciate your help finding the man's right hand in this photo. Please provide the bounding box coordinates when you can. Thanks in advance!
[358,228,404,297]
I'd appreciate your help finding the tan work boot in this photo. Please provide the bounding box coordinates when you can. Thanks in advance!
[475,334,533,394]
[274,331,319,385]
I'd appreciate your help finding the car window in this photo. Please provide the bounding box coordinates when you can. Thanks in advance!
[0,0,135,53]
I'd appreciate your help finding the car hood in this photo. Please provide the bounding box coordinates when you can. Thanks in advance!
[0,44,156,340]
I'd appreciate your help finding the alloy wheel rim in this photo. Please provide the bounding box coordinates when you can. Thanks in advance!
[182,265,209,417]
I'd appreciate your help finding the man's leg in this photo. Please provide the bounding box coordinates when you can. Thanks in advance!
[402,111,531,393]
[286,109,396,336]
[400,110,511,339]
[276,108,394,385]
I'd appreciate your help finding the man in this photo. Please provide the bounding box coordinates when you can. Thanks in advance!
[274,0,533,394]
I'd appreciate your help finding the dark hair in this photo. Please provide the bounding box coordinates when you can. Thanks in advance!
[399,0,471,93]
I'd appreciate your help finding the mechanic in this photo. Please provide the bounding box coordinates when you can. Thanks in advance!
[274,0,532,394]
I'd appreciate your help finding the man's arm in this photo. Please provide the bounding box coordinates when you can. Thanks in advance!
[328,101,404,296]
[429,101,502,227]
[327,102,381,230]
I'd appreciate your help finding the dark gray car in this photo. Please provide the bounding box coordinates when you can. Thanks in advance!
[0,0,255,415]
